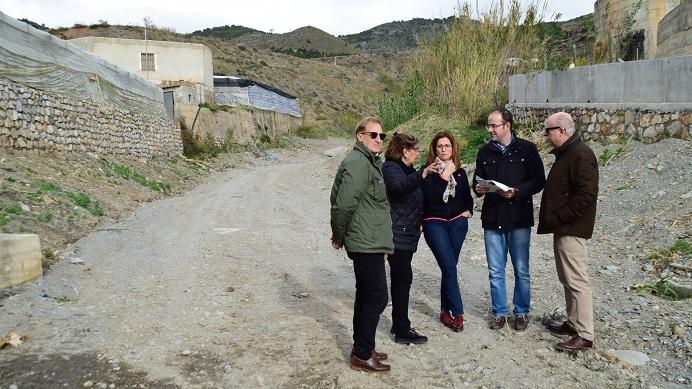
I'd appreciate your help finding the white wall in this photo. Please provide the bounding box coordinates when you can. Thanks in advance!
[70,37,213,93]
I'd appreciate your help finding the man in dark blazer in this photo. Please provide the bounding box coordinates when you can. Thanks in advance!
[473,108,545,331]
[538,112,599,352]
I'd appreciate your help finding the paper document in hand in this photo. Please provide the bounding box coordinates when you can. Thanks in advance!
[476,177,511,192]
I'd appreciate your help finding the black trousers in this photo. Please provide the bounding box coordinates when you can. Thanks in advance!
[389,249,414,335]
[348,251,388,360]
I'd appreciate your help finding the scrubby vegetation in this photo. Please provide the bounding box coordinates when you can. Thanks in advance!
[378,0,552,160]
[190,25,261,39]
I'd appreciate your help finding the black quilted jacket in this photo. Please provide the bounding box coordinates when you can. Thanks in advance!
[382,159,424,252]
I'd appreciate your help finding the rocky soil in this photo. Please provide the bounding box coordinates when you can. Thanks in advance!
[0,137,690,388]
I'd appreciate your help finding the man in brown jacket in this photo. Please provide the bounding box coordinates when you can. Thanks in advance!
[538,112,599,352]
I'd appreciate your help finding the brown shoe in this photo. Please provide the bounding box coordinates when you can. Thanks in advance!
[490,316,506,330]
[555,336,593,352]
[350,354,391,373]
[514,315,528,331]
[351,349,387,361]
[546,321,578,336]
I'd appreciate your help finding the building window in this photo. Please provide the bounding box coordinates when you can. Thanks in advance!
[141,53,155,71]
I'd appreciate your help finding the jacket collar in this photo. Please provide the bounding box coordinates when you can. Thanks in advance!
[551,133,581,157]
[489,132,519,154]
[389,158,415,172]
[354,141,381,164]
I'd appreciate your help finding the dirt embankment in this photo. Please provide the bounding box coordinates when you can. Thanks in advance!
[0,137,690,388]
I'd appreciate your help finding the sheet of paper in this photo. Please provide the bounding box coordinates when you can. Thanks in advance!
[476,177,511,192]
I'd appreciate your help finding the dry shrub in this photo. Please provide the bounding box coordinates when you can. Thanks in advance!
[416,0,549,122]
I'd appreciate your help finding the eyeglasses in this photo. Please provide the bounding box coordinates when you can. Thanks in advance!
[436,144,452,149]
[361,131,386,140]
[485,122,506,129]
[405,146,420,152]
[544,126,562,132]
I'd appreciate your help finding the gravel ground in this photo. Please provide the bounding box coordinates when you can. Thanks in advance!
[0,137,690,388]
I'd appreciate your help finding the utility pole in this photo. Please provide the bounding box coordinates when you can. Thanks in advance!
[144,17,149,80]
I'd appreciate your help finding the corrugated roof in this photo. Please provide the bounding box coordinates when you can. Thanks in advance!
[213,77,296,100]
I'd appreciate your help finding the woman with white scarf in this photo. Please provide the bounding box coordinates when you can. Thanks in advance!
[420,130,474,332]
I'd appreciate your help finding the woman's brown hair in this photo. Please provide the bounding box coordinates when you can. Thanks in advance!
[426,130,461,168]
[384,132,418,161]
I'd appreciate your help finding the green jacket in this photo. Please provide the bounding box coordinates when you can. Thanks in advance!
[330,142,394,254]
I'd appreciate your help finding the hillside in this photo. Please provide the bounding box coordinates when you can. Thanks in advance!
[229,25,360,57]
[342,16,454,53]
[190,24,262,40]
[341,14,595,64]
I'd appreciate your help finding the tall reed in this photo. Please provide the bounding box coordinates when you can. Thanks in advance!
[416,0,549,123]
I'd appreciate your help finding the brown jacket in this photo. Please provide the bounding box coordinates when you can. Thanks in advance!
[537,134,599,239]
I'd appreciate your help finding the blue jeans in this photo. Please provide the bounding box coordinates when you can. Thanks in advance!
[423,217,468,316]
[484,227,531,317]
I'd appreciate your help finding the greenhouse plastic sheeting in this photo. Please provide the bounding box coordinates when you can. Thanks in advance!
[0,11,164,115]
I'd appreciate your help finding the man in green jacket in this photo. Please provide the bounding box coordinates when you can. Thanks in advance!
[330,116,394,373]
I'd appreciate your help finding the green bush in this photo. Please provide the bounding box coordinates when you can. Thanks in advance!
[5,204,22,214]
[89,202,104,217]
[294,124,325,139]
[635,277,680,300]
[331,110,361,135]
[38,212,54,223]
[459,127,489,164]
[67,192,91,208]
[378,72,424,132]
[100,160,171,194]
[36,181,61,193]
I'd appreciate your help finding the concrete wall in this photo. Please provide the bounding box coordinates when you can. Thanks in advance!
[657,0,692,57]
[594,0,676,60]
[509,55,692,111]
[508,54,691,143]
[69,37,214,101]
[193,106,301,145]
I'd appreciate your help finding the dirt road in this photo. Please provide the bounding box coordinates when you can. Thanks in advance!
[1,138,690,388]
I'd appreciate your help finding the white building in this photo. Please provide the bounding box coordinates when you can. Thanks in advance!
[69,37,214,121]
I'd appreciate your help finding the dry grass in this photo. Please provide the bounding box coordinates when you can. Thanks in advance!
[415,0,549,122]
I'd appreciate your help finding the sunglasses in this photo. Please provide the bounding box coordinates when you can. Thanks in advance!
[361,131,387,140]
[544,126,562,132]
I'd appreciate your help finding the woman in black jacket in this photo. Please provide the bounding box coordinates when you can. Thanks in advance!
[421,130,474,332]
[382,132,438,345]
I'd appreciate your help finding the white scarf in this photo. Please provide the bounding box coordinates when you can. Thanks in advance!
[437,159,456,203]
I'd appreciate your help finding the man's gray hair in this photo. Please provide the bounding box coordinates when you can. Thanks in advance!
[554,112,576,136]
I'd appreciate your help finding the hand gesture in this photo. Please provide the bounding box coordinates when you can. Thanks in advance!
[422,161,440,178]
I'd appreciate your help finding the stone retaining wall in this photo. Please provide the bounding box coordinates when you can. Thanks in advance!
[509,106,691,143]
[191,106,301,145]
[0,77,183,157]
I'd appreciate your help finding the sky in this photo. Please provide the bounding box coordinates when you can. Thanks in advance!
[0,0,594,36]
